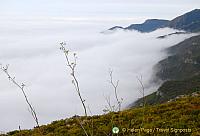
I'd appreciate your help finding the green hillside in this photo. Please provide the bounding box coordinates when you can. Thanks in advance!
[131,35,200,107]
[1,92,200,136]
[156,35,200,81]
[132,75,200,107]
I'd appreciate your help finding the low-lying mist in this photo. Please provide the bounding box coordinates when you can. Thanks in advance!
[0,19,196,131]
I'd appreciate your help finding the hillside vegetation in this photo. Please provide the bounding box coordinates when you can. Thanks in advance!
[1,92,199,136]
[132,75,200,107]
[156,35,200,81]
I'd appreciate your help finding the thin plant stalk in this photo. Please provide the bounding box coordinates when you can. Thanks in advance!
[0,64,40,128]
[59,42,87,116]
[109,70,122,111]
[136,75,145,127]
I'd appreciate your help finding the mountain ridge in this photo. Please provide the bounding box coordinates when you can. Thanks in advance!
[108,9,200,33]
[124,19,169,32]
[168,9,200,32]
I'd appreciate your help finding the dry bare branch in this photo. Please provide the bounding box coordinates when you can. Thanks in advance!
[109,70,122,111]
[0,64,40,128]
[136,75,146,127]
[136,75,145,107]
[59,42,87,116]
[103,95,114,113]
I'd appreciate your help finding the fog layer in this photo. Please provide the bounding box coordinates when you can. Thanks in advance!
[0,18,195,131]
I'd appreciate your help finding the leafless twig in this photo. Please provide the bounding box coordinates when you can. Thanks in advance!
[136,75,146,127]
[0,64,40,128]
[59,42,87,116]
[109,70,122,111]
[103,95,116,113]
[136,75,145,107]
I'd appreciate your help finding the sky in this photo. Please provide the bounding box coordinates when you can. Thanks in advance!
[0,0,199,132]
[0,0,200,26]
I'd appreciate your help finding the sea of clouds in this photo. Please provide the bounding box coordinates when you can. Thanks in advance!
[0,18,196,131]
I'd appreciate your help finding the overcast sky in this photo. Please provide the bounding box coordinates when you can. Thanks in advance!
[0,0,200,26]
[0,0,199,132]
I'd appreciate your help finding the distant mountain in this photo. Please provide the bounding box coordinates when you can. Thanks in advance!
[108,26,124,31]
[108,19,169,32]
[168,9,200,32]
[125,19,169,32]
[108,9,200,33]
[157,32,188,39]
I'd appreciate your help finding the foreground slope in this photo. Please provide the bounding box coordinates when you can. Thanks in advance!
[2,92,200,136]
